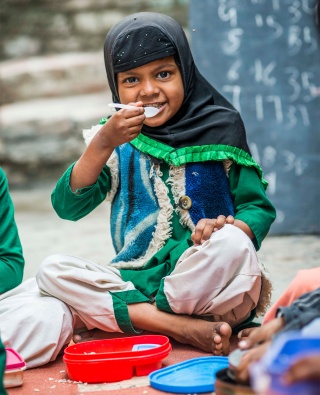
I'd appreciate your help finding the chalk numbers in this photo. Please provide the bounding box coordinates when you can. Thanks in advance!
[249,143,308,197]
[217,0,317,128]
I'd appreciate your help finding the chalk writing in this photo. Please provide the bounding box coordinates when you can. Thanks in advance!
[223,28,244,54]
[191,0,320,233]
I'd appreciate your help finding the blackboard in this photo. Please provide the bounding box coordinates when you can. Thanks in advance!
[189,0,320,235]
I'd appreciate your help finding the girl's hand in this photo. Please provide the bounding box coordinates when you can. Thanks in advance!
[98,101,145,149]
[191,215,234,246]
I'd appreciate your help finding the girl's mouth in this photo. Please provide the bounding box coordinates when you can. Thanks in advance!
[143,102,165,110]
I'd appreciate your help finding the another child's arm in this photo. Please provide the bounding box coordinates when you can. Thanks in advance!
[70,104,145,191]
[0,168,24,294]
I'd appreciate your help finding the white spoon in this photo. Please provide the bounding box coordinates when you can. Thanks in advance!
[108,103,159,118]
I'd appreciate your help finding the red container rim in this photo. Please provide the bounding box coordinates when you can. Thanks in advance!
[64,334,170,360]
[63,343,172,365]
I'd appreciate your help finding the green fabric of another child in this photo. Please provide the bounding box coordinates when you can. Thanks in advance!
[0,338,7,395]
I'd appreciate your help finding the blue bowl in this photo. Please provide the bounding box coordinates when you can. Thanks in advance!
[266,333,320,395]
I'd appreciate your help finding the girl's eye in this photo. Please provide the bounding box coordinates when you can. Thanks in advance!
[125,77,138,83]
[158,71,170,79]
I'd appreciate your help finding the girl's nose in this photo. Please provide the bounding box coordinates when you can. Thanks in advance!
[140,79,160,96]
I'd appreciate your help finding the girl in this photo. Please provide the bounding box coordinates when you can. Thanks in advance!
[0,12,275,368]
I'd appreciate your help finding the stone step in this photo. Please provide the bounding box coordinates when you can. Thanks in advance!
[0,92,112,187]
[0,52,108,104]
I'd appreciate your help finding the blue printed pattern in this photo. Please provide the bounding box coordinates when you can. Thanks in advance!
[185,162,234,224]
[110,144,160,265]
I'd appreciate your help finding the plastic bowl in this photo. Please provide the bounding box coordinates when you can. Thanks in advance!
[4,348,27,389]
[63,334,171,383]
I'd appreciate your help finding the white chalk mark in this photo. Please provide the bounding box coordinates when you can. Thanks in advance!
[255,95,264,121]
[266,15,283,38]
[263,146,277,168]
[255,14,264,27]
[264,172,277,195]
[223,28,244,55]
[217,4,238,27]
[254,59,277,86]
[285,67,301,102]
[267,95,283,123]
[227,59,242,81]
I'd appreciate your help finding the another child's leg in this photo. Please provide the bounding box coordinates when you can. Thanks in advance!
[0,278,73,368]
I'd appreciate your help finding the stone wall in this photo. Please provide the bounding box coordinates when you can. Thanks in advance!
[0,0,189,187]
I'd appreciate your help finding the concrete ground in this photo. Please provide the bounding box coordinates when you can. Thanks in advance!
[11,184,320,306]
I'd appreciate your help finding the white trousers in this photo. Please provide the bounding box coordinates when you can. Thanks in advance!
[0,225,261,368]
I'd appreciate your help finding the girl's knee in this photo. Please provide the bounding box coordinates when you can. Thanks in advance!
[36,254,65,285]
[210,224,255,256]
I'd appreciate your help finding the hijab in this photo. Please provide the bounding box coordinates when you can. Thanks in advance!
[103,12,250,153]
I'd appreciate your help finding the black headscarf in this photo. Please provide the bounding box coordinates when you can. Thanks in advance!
[104,12,250,153]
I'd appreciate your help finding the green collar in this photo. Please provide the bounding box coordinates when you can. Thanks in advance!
[131,133,268,188]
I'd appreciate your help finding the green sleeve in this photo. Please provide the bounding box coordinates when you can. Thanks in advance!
[0,168,24,294]
[229,163,276,250]
[0,338,7,395]
[51,163,112,221]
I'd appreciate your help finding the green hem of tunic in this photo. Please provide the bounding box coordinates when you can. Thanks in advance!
[155,278,174,314]
[110,290,151,334]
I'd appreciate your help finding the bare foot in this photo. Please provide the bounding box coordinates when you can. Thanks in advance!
[173,319,232,356]
[212,322,232,355]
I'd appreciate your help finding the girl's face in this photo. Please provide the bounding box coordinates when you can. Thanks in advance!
[117,56,184,127]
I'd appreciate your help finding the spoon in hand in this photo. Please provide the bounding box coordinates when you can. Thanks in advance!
[108,103,159,118]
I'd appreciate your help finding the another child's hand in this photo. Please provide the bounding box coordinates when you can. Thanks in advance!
[191,215,234,246]
[237,317,285,350]
[98,101,146,149]
[233,317,285,384]
[232,342,270,384]
[283,355,320,384]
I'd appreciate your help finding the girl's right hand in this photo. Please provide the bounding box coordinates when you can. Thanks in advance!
[98,103,146,149]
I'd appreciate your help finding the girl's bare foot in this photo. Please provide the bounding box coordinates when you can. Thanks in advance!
[169,319,232,355]
[212,322,232,355]
[73,304,233,355]
[73,320,232,355]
